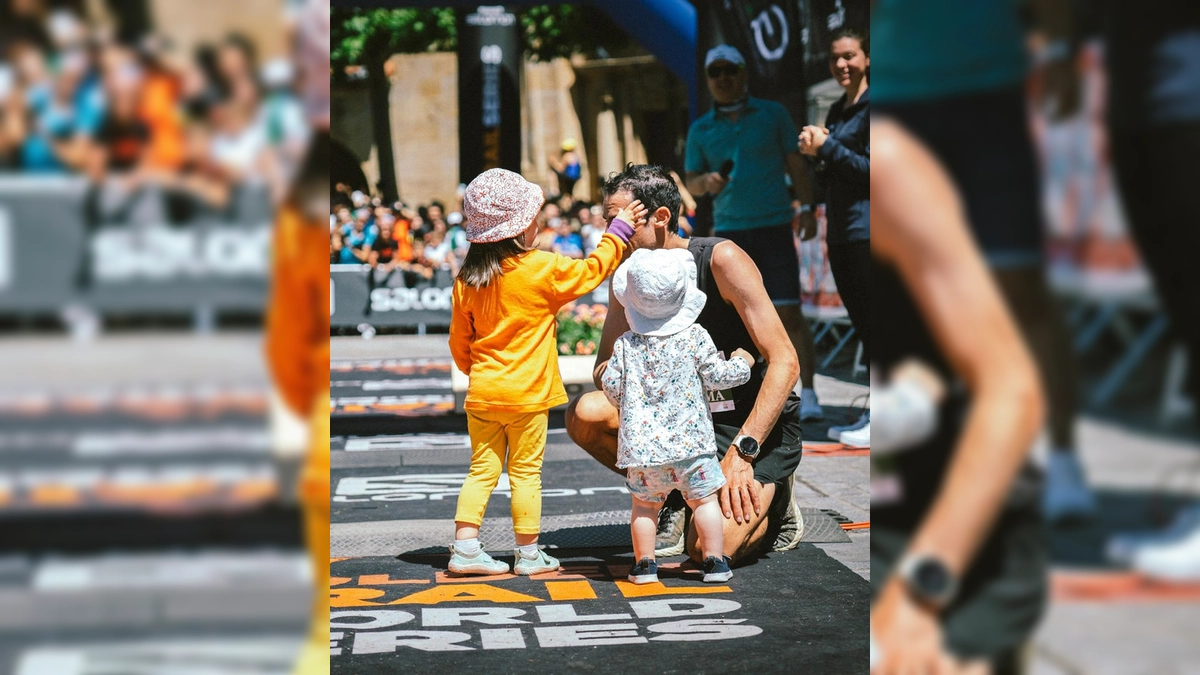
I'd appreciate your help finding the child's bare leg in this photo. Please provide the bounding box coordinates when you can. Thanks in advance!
[515,533,538,546]
[631,496,661,561]
[455,522,480,541]
[686,493,724,559]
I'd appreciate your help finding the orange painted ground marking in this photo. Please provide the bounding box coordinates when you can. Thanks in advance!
[330,577,353,586]
[358,574,431,586]
[1052,571,1200,602]
[841,522,871,530]
[614,580,731,597]
[29,485,83,506]
[805,442,870,457]
[390,584,542,605]
[545,580,598,601]
[330,588,387,607]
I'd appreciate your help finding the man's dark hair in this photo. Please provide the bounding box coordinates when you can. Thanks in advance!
[830,26,869,55]
[601,164,682,234]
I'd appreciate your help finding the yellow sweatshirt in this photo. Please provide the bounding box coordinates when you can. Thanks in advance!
[449,233,627,412]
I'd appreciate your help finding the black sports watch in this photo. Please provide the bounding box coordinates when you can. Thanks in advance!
[731,434,760,460]
[897,553,958,609]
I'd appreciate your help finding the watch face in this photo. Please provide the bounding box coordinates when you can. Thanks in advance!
[737,436,759,456]
[914,559,951,596]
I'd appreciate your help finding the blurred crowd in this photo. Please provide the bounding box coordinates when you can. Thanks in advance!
[330,177,697,285]
[0,0,312,221]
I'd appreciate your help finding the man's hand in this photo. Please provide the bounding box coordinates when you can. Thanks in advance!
[718,447,761,523]
[871,578,956,675]
[704,172,729,195]
[796,210,818,240]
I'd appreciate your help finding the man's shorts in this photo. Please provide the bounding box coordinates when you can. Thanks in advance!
[714,223,800,306]
[626,455,726,503]
[713,396,804,490]
[875,86,1045,269]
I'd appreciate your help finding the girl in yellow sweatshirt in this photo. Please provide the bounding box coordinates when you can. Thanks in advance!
[448,168,643,575]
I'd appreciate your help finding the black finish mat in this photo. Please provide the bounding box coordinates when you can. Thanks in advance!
[329,544,869,673]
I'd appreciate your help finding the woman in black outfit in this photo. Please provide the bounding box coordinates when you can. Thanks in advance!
[799,27,871,439]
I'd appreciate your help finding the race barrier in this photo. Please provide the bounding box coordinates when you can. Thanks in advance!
[0,176,271,318]
[331,265,455,330]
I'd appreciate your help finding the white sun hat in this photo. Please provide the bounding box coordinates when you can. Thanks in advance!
[612,248,707,337]
[463,168,546,243]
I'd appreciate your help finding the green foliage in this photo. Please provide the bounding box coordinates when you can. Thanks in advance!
[331,5,635,79]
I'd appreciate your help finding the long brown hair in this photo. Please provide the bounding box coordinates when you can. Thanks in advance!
[456,235,531,288]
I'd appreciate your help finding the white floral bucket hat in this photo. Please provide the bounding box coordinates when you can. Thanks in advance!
[612,248,707,337]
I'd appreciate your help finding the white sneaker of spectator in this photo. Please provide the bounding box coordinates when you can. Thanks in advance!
[839,421,870,448]
[828,410,869,441]
[1132,519,1200,582]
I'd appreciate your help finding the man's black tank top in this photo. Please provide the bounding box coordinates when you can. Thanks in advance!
[688,237,801,430]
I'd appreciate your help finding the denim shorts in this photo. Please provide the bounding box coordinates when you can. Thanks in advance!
[625,455,726,503]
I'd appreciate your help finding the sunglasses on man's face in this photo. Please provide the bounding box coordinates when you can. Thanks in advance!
[707,64,742,79]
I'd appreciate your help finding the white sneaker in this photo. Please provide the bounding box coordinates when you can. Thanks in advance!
[1042,451,1097,524]
[800,388,824,422]
[1132,521,1200,582]
[1108,505,1200,566]
[828,411,869,441]
[839,422,870,448]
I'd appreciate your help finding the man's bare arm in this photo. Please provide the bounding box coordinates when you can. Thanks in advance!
[872,119,1045,578]
[785,151,815,207]
[709,241,801,443]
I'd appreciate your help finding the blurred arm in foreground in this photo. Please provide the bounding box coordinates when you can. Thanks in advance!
[871,118,1046,675]
[263,1,330,672]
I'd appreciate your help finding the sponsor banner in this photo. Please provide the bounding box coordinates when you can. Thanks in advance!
[330,266,454,328]
[0,177,269,316]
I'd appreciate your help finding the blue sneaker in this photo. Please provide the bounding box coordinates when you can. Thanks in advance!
[513,548,560,576]
[800,388,824,422]
[628,557,658,584]
[448,544,509,575]
[702,555,733,583]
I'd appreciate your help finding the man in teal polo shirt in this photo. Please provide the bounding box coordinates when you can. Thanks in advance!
[685,44,823,421]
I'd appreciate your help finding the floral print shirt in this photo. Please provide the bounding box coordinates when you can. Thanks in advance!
[602,323,752,468]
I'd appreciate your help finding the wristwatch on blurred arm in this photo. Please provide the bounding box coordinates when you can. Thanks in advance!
[897,553,958,610]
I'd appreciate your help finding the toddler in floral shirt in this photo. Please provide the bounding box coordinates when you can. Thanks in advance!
[602,247,752,583]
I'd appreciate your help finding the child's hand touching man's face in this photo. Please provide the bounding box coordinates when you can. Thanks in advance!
[614,199,649,230]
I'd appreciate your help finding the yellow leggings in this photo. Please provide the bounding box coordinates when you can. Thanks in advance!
[293,392,330,675]
[455,409,548,535]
